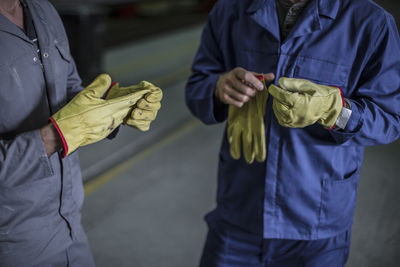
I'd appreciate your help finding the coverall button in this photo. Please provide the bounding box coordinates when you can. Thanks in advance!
[33,57,37,62]
[43,52,49,58]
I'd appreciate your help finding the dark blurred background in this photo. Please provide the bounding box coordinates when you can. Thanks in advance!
[47,1,400,266]
[49,0,216,85]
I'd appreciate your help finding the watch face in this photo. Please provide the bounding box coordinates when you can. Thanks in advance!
[336,107,352,129]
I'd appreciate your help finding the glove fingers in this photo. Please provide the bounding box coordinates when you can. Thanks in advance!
[278,77,319,94]
[257,90,269,115]
[137,98,161,111]
[108,90,150,108]
[145,89,163,103]
[125,119,151,131]
[138,81,160,91]
[254,125,266,162]
[131,108,157,121]
[227,124,241,160]
[272,99,292,127]
[242,129,254,164]
[268,84,297,107]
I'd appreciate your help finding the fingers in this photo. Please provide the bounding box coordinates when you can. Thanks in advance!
[131,108,157,121]
[242,130,255,164]
[136,98,161,111]
[234,68,265,91]
[125,119,150,131]
[124,108,157,132]
[228,128,241,160]
[124,92,161,131]
[263,73,276,84]
[145,89,163,103]
[272,99,293,127]
[216,68,276,108]
[253,125,266,163]
[268,84,297,107]
[278,77,314,93]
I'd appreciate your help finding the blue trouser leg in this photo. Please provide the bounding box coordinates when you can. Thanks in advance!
[199,222,351,267]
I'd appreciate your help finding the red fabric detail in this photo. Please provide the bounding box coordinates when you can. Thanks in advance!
[103,81,118,99]
[328,124,337,131]
[327,86,345,131]
[330,85,345,107]
[49,117,68,158]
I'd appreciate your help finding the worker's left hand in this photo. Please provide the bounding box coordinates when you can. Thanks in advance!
[105,81,162,131]
[268,77,344,129]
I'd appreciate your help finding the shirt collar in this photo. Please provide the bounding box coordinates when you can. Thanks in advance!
[247,0,340,20]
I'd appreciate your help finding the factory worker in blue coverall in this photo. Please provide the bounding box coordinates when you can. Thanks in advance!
[0,0,162,266]
[185,0,400,266]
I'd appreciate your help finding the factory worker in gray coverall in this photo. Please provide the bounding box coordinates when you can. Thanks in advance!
[0,0,162,266]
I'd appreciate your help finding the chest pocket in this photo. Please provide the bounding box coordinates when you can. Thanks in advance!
[52,40,71,81]
[293,57,350,94]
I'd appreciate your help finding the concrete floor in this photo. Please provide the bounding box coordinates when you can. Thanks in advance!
[80,2,400,266]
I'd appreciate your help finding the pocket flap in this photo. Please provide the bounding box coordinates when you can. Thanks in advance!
[295,57,349,87]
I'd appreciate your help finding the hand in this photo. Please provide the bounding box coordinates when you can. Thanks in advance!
[227,75,270,164]
[50,74,149,157]
[268,77,344,129]
[215,67,275,107]
[40,123,62,156]
[105,81,162,131]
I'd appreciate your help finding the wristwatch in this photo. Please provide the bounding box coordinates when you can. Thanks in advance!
[335,98,352,130]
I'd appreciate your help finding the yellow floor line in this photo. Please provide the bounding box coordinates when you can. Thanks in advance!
[84,118,201,196]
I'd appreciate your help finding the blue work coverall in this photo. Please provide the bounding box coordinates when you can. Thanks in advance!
[185,0,400,265]
[0,0,94,266]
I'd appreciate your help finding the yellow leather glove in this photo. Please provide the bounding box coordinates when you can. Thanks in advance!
[50,74,150,157]
[227,77,268,164]
[105,81,162,131]
[268,77,344,129]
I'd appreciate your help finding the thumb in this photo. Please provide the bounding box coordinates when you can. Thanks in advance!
[262,73,275,83]
[85,73,112,98]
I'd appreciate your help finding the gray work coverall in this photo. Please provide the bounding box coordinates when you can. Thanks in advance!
[0,0,94,266]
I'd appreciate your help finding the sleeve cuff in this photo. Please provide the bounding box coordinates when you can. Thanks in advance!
[343,99,362,132]
[49,117,69,158]
[329,99,363,144]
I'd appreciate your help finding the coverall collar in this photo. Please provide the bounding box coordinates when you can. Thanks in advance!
[247,0,340,41]
[25,0,50,48]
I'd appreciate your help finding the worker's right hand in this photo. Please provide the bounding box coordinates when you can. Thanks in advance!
[215,67,275,108]
[50,74,148,158]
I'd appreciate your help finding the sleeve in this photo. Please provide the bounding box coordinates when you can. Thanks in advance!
[66,57,83,101]
[0,131,53,187]
[50,2,84,100]
[185,3,229,125]
[330,13,400,146]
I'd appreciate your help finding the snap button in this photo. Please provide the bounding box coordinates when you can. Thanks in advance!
[33,57,37,62]
[43,52,49,58]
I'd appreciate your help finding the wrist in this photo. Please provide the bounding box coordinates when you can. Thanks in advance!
[333,98,352,130]
[40,123,62,156]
